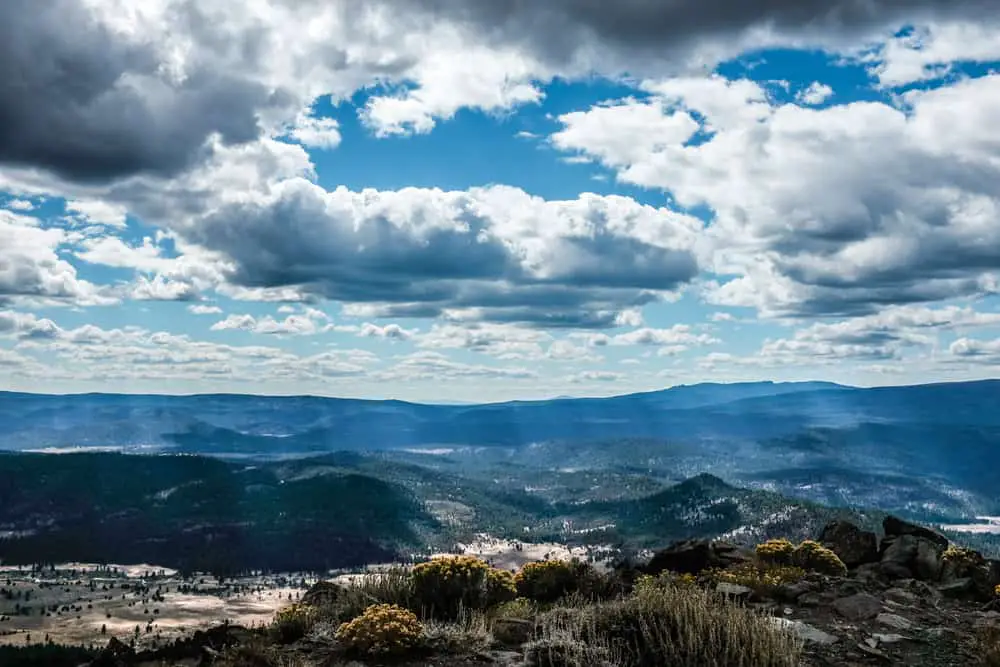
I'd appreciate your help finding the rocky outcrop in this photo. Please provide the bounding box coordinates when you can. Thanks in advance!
[819,520,879,568]
[643,539,752,576]
[882,516,949,549]
[877,515,950,583]
[301,580,346,607]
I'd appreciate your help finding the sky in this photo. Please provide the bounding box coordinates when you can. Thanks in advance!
[3,1,1000,402]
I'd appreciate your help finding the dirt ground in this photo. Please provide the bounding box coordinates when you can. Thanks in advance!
[0,563,310,650]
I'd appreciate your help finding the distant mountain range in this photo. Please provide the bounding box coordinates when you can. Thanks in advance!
[0,450,884,573]
[2,380,1000,526]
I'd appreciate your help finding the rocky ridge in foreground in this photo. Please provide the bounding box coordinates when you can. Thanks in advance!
[50,516,1000,667]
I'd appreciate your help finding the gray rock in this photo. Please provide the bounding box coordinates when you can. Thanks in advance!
[774,579,817,602]
[914,538,944,580]
[872,633,907,644]
[880,534,944,582]
[769,618,839,644]
[884,588,919,605]
[876,612,915,631]
[715,582,752,598]
[938,578,974,599]
[882,516,950,548]
[797,593,823,607]
[833,593,883,621]
[820,520,879,568]
[879,561,913,580]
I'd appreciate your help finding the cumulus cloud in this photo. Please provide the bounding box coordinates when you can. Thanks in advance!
[4,199,35,211]
[796,81,834,105]
[66,200,128,228]
[210,310,334,336]
[167,178,702,328]
[188,304,223,315]
[553,72,1000,318]
[359,323,416,341]
[0,210,108,306]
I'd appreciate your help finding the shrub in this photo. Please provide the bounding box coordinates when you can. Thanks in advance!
[411,556,514,619]
[270,603,317,644]
[792,540,847,576]
[709,563,806,597]
[487,567,518,606]
[423,607,493,655]
[515,560,580,603]
[523,636,620,667]
[995,584,1000,599]
[534,580,801,666]
[493,597,538,620]
[756,539,796,566]
[335,603,423,657]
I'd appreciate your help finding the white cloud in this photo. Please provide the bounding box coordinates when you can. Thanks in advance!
[567,370,623,383]
[375,351,537,381]
[0,211,108,306]
[552,72,1000,319]
[285,110,342,149]
[868,22,1000,87]
[359,322,416,341]
[188,304,223,315]
[4,199,35,211]
[66,200,128,228]
[796,81,833,105]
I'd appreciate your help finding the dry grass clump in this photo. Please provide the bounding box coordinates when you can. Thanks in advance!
[423,607,494,654]
[531,576,801,667]
[335,603,423,657]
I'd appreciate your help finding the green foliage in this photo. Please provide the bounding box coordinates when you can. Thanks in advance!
[304,569,415,626]
[756,538,796,565]
[516,560,580,603]
[270,603,318,644]
[411,555,514,619]
[533,579,802,667]
[792,540,847,576]
[335,604,424,657]
[486,567,518,606]
[494,595,537,616]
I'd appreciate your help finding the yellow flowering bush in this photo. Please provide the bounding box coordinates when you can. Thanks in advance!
[942,545,984,572]
[335,604,423,656]
[270,603,318,643]
[710,563,806,596]
[756,538,796,566]
[514,560,579,603]
[411,555,515,619]
[994,584,1000,599]
[792,540,848,576]
[486,567,518,605]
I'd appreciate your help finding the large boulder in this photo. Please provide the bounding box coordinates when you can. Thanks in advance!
[301,580,346,607]
[819,520,879,568]
[644,539,752,576]
[880,534,945,581]
[882,516,949,549]
[832,592,883,621]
